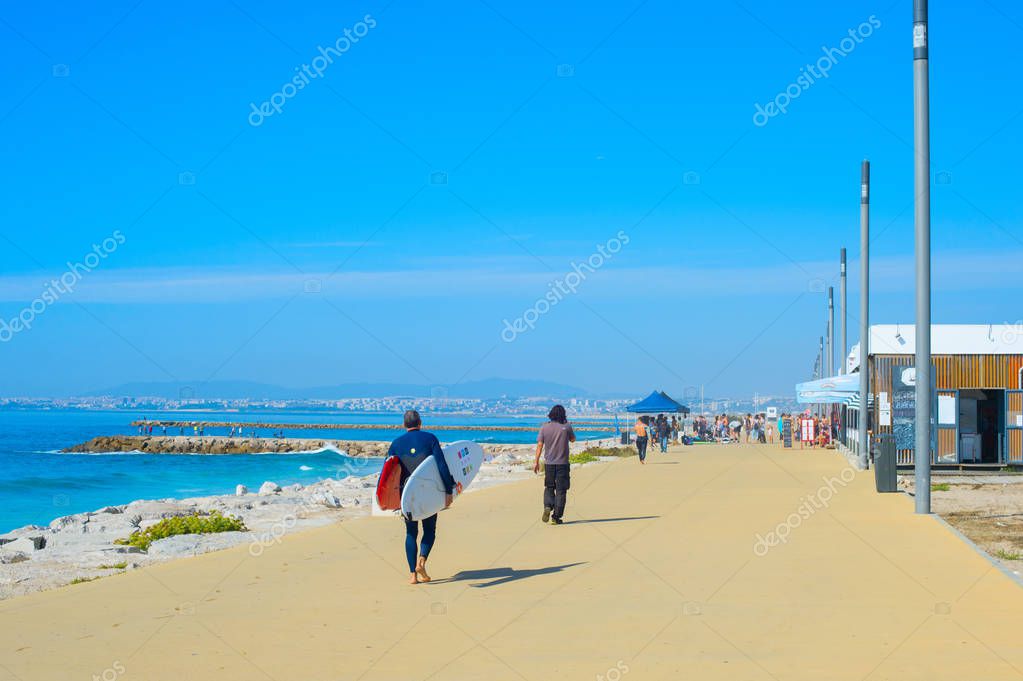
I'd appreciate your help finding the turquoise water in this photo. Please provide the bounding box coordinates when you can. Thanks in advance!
[0,409,609,533]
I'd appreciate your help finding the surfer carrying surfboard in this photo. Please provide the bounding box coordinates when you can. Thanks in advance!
[386,410,454,584]
[534,405,576,525]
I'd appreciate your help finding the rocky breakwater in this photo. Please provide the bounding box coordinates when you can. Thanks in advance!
[2,438,614,599]
[63,435,391,456]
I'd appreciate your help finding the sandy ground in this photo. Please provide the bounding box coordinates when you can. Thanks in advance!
[900,474,1023,576]
[2,442,1023,680]
[0,440,614,598]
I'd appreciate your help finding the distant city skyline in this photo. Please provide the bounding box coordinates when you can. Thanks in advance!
[2,1,1021,397]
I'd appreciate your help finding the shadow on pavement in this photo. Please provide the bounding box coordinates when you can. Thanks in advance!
[433,563,586,588]
[563,515,659,525]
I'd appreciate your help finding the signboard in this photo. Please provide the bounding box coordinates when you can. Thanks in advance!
[878,392,892,427]
[938,395,956,425]
[800,417,815,442]
[782,416,792,448]
[890,364,937,455]
[891,367,917,450]
[766,407,778,418]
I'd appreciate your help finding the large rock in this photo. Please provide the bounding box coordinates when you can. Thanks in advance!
[0,536,46,552]
[310,492,341,508]
[258,481,281,496]
[146,532,249,557]
[235,484,248,496]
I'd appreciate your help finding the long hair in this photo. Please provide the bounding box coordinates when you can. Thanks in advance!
[548,404,567,424]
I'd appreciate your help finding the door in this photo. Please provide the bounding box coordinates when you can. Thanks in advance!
[1006,390,1023,464]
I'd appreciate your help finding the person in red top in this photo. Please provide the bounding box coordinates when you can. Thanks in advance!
[534,405,575,525]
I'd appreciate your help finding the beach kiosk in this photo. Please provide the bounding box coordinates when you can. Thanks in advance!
[799,324,1023,468]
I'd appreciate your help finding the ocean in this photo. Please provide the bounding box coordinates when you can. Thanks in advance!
[0,409,611,533]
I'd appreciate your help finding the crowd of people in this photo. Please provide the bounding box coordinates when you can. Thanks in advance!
[691,413,774,443]
[632,414,681,462]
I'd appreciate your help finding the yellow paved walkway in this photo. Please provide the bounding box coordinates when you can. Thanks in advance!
[2,443,1023,680]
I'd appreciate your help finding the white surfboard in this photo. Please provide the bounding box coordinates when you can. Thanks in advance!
[400,440,484,521]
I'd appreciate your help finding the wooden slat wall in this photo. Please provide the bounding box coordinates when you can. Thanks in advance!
[1009,430,1023,464]
[1008,392,1023,425]
[1008,393,1023,463]
[937,428,957,461]
[870,354,1023,465]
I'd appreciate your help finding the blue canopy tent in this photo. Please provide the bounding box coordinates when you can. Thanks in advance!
[626,391,690,415]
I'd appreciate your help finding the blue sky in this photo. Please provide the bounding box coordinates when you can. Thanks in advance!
[1,0,1021,398]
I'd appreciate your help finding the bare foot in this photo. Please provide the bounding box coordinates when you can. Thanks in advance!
[416,558,431,583]
[408,572,419,585]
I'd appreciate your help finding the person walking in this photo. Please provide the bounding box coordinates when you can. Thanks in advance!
[634,415,649,463]
[533,404,576,525]
[386,409,454,584]
[657,415,669,453]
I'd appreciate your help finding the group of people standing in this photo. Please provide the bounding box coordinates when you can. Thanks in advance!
[632,413,679,462]
[697,413,783,444]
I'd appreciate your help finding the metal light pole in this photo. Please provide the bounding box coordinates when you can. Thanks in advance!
[858,160,870,469]
[827,287,835,377]
[840,249,847,375]
[819,335,825,417]
[913,0,932,513]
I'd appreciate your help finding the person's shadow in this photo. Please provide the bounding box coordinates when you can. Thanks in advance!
[563,515,658,525]
[432,562,585,588]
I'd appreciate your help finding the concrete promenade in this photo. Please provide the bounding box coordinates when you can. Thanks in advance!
[2,442,1022,680]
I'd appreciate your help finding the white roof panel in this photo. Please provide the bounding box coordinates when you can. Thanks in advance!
[847,324,1023,371]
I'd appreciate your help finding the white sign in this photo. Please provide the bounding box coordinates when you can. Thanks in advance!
[1017,415,1023,428]
[938,395,956,426]
[766,407,778,418]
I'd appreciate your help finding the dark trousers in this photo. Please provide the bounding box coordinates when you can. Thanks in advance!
[404,514,437,572]
[636,436,648,461]
[543,463,570,520]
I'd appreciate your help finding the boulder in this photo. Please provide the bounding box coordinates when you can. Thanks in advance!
[146,531,249,558]
[0,536,46,552]
[0,552,29,564]
[311,493,341,508]
[235,484,248,496]
[258,481,281,496]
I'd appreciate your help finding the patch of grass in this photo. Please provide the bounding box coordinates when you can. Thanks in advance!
[70,576,98,585]
[98,561,128,570]
[569,446,637,464]
[115,511,246,552]
[994,549,1023,561]
[931,483,951,492]
[569,451,599,464]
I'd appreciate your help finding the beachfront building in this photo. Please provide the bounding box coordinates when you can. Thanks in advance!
[798,324,1023,468]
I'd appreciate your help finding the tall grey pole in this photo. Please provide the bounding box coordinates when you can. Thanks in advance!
[840,249,847,375]
[913,0,931,513]
[827,287,835,377]
[819,335,825,417]
[858,160,870,469]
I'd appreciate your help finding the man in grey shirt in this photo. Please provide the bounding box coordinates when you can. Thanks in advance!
[534,404,576,524]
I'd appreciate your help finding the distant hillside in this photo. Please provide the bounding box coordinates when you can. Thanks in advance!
[85,378,592,400]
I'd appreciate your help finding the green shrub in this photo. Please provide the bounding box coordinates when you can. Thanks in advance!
[569,451,599,464]
[931,483,951,492]
[994,549,1023,561]
[70,576,98,585]
[115,511,246,551]
[569,446,637,464]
